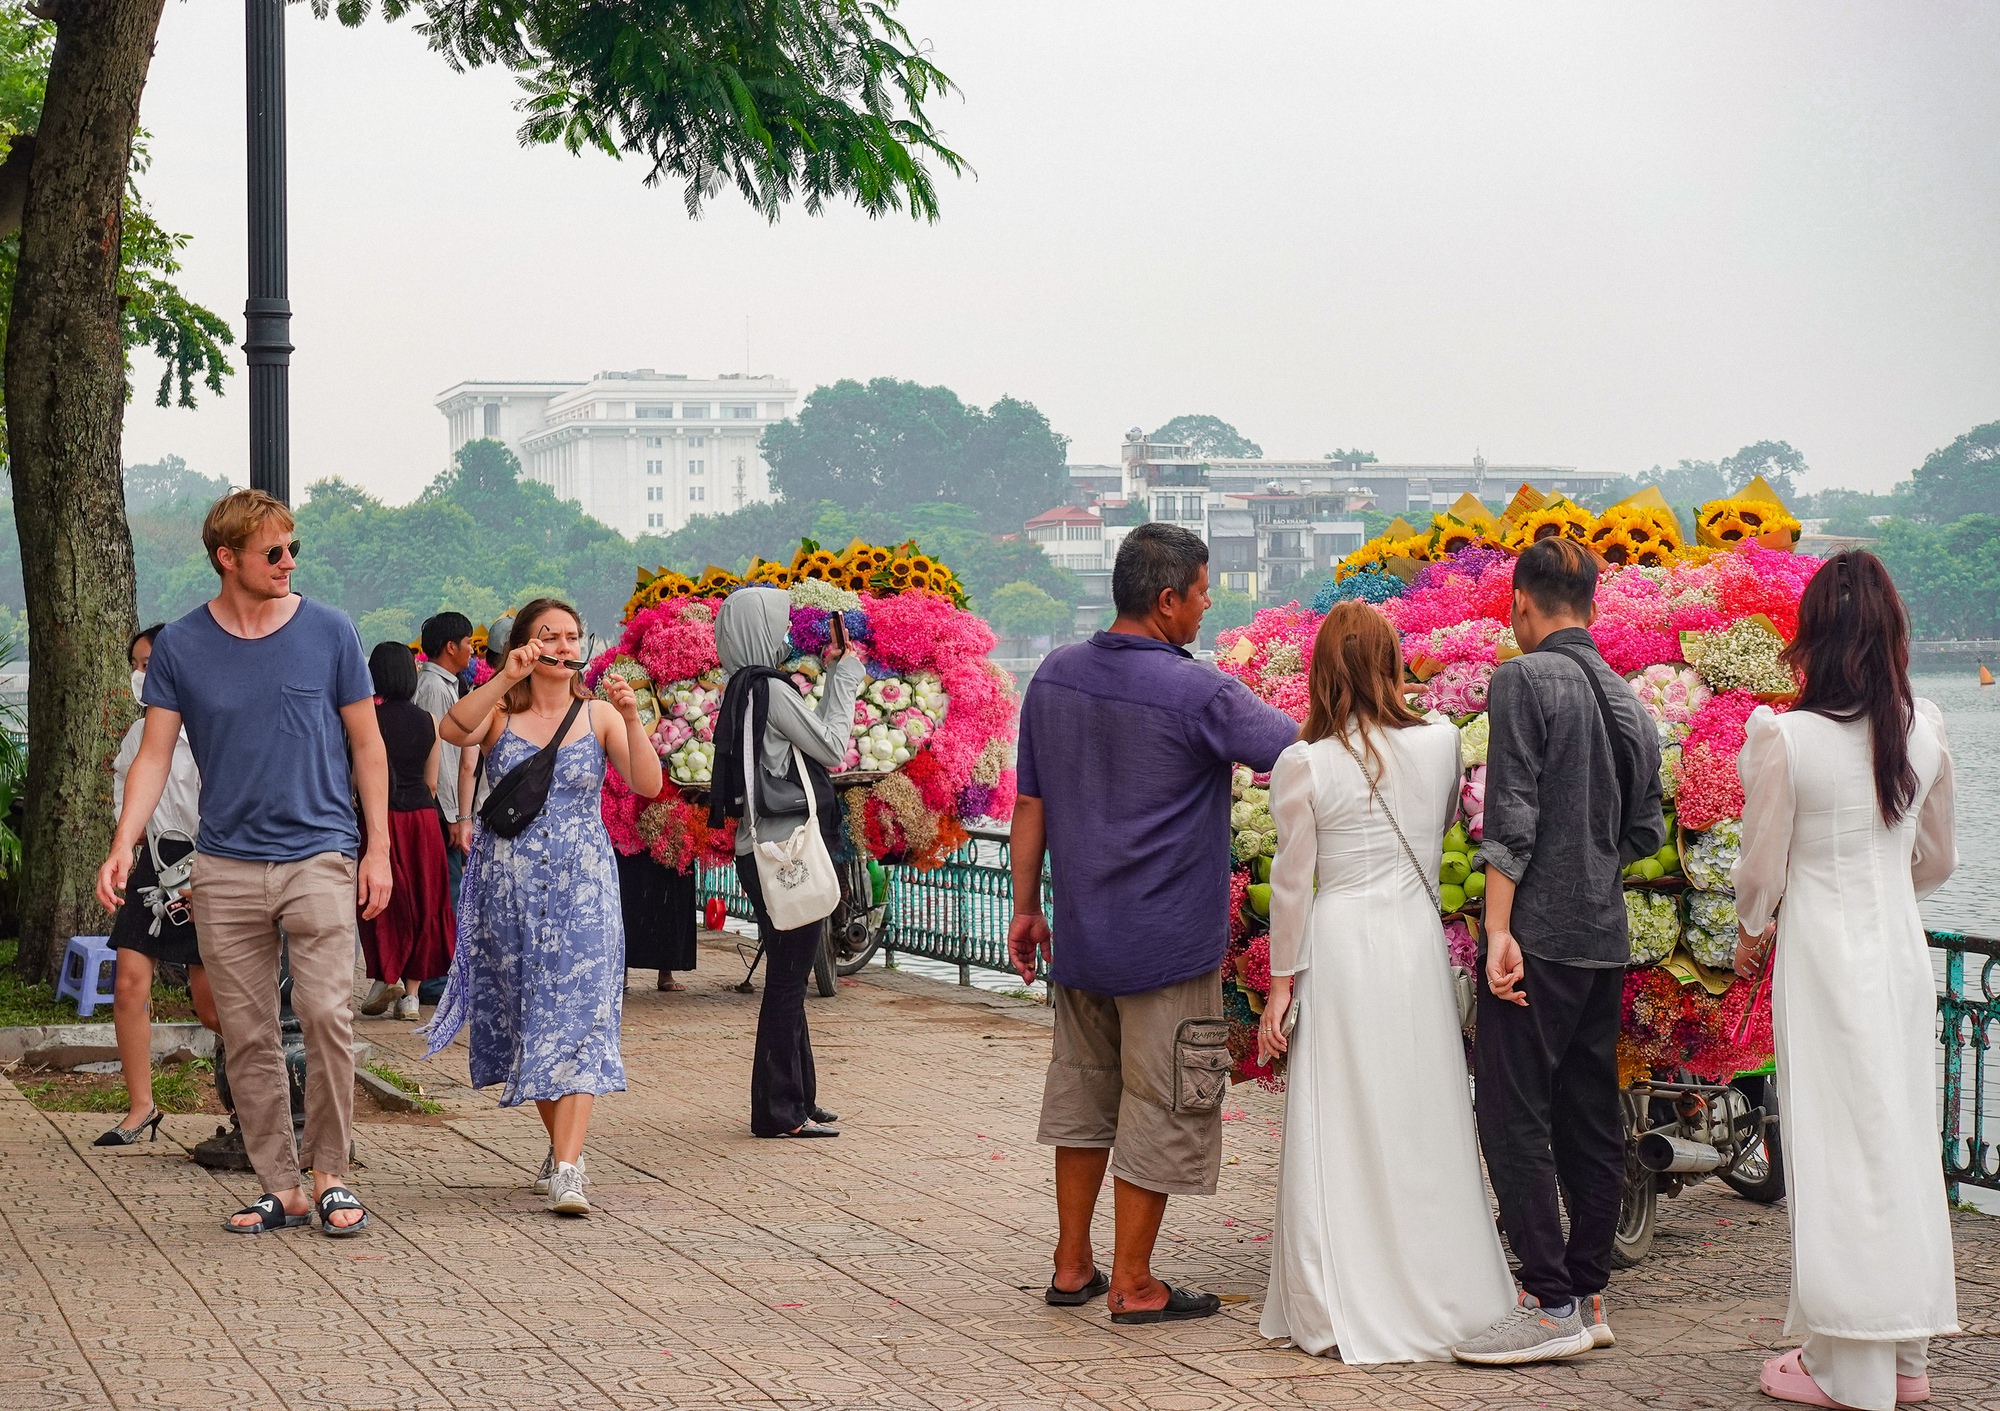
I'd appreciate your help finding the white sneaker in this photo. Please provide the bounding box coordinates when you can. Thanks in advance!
[548,1161,590,1215]
[394,993,420,1020]
[1451,1293,1593,1365]
[359,980,394,1016]
[1583,1293,1614,1349]
[533,1147,554,1194]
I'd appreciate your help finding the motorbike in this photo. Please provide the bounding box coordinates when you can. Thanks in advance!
[1612,1068,1784,1267]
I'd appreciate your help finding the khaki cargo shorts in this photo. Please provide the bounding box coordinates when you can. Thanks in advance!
[1036,968,1230,1196]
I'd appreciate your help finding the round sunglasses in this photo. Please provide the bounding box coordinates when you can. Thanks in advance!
[232,539,301,566]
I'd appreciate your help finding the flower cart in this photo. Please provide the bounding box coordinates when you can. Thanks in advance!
[1218,478,1807,1266]
[585,539,1019,992]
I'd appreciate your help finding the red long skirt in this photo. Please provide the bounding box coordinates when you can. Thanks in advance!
[360,808,457,984]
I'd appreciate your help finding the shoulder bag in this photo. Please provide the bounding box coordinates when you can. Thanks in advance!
[742,699,841,931]
[1334,731,1478,1035]
[478,695,585,839]
[1543,643,1633,817]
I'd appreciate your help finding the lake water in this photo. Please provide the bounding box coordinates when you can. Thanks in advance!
[1914,671,2000,937]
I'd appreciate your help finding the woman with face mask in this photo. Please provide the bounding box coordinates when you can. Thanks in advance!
[98,625,219,1146]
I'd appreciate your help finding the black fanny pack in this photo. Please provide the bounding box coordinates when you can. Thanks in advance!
[478,696,585,839]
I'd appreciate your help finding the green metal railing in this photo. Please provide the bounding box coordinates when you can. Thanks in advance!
[1935,930,2000,1202]
[696,826,1049,987]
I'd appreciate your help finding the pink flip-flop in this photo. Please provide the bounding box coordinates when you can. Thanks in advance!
[1761,1349,1843,1408]
[1897,1372,1930,1403]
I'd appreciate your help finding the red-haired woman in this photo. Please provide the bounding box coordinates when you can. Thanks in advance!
[1735,550,1958,1411]
[1255,602,1515,1362]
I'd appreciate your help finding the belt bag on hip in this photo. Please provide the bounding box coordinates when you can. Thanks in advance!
[744,704,839,931]
[479,695,585,839]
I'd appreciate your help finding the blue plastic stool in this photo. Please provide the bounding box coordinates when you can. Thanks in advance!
[54,936,117,1018]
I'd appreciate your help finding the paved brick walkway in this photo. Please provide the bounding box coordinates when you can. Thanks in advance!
[3,937,1995,1410]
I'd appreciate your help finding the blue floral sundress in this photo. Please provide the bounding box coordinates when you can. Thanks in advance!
[424,710,626,1106]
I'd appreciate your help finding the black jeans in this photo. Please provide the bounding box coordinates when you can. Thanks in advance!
[736,856,821,1137]
[1474,951,1626,1306]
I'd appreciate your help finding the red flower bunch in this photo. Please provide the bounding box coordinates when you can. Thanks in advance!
[1675,690,1770,830]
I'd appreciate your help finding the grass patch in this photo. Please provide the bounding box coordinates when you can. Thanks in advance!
[16,1057,215,1114]
[0,939,198,1027]
[362,1058,443,1114]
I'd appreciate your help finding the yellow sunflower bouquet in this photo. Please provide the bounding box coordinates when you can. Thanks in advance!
[1502,497,1595,552]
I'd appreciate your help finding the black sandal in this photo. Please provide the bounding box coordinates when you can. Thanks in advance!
[224,1193,311,1234]
[1045,1267,1110,1306]
[1108,1284,1222,1324]
[315,1185,371,1238]
[766,1120,840,1139]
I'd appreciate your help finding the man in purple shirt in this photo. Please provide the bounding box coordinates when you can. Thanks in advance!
[1009,523,1297,1322]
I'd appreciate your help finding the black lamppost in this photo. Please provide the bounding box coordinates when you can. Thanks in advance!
[195,0,301,1171]
[244,0,291,504]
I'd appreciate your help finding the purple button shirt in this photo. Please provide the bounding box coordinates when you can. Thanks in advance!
[1017,632,1299,997]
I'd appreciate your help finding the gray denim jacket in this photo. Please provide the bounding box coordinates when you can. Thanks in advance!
[1481,627,1667,966]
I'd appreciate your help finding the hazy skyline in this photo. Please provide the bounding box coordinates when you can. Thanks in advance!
[117,2,2000,508]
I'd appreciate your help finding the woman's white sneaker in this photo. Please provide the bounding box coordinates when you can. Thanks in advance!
[547,1161,590,1215]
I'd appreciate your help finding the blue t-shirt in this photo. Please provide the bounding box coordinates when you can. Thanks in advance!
[144,597,374,862]
[1017,632,1299,996]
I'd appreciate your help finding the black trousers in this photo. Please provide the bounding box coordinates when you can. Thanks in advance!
[736,856,821,1137]
[1473,951,1627,1306]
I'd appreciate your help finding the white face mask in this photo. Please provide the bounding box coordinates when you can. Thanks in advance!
[131,669,146,703]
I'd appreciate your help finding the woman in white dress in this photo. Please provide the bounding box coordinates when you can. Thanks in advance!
[1734,551,1957,1411]
[1257,602,1516,1363]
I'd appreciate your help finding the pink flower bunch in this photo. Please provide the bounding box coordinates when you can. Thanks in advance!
[586,597,722,691]
[1420,660,1494,715]
[1240,932,1273,994]
[1384,571,1492,638]
[1674,690,1766,829]
[1411,545,1510,595]
[1592,622,1684,675]
[1628,664,1711,726]
[1217,604,1321,715]
[1712,545,1815,640]
[1460,765,1486,840]
[866,590,997,677]
[470,659,494,687]
[1443,916,1479,973]
[1472,556,1517,621]
[1406,617,1507,670]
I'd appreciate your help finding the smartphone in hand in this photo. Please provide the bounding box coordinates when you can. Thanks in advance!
[827,613,849,656]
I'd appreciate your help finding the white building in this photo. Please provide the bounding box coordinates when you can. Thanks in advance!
[436,370,797,538]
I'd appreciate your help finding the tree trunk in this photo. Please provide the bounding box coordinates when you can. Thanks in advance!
[3,0,165,982]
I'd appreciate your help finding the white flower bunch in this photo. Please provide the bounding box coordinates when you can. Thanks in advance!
[667,739,715,785]
[1659,742,1682,801]
[1682,619,1794,694]
[1231,787,1276,863]
[1460,713,1490,768]
[1683,819,1741,892]
[1625,889,1680,966]
[1684,890,1741,970]
[789,579,862,612]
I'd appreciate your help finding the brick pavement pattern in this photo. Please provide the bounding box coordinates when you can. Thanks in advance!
[2,937,1996,1410]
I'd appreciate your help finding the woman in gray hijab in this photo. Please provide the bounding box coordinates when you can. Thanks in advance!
[709,588,866,1137]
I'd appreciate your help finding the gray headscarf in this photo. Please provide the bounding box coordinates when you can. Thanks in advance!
[715,587,791,677]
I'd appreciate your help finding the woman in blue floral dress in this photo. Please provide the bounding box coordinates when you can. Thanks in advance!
[425,599,663,1215]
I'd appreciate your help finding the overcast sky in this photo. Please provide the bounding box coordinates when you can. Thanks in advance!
[118,1,2000,506]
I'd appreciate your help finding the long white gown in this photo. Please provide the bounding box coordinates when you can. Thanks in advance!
[1258,717,1516,1364]
[1733,701,1958,1411]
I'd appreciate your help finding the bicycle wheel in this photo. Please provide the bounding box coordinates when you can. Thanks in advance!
[811,926,837,998]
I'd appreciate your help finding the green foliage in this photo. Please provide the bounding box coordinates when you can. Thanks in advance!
[1909,420,2000,524]
[122,454,230,512]
[761,378,1070,531]
[18,1058,213,1114]
[1872,515,2000,639]
[1591,440,1809,534]
[0,11,233,455]
[1151,414,1261,460]
[984,580,1070,645]
[1203,588,1257,642]
[1325,447,1377,463]
[314,0,964,222]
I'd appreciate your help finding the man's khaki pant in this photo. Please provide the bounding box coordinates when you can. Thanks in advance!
[192,852,358,1194]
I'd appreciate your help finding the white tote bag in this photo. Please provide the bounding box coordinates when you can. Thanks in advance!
[743,700,841,931]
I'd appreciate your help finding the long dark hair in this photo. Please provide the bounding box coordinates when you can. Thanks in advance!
[1301,601,1424,782]
[1781,550,1916,825]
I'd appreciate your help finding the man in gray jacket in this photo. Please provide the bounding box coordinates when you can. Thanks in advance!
[1454,537,1666,1365]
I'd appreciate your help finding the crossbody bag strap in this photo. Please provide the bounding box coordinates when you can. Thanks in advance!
[1333,733,1441,912]
[1544,643,1632,816]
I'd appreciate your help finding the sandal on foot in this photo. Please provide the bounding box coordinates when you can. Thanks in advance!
[1045,1267,1110,1306]
[315,1186,371,1238]
[1760,1349,1844,1408]
[1898,1372,1931,1403]
[224,1193,311,1234]
[1109,1284,1222,1324]
[810,1106,840,1125]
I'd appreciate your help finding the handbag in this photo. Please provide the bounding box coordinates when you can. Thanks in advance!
[1334,733,1478,1036]
[478,695,585,839]
[742,702,841,931]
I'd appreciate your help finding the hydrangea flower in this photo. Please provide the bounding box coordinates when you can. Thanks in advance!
[1625,890,1680,966]
[1685,890,1741,970]
[1683,818,1741,892]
